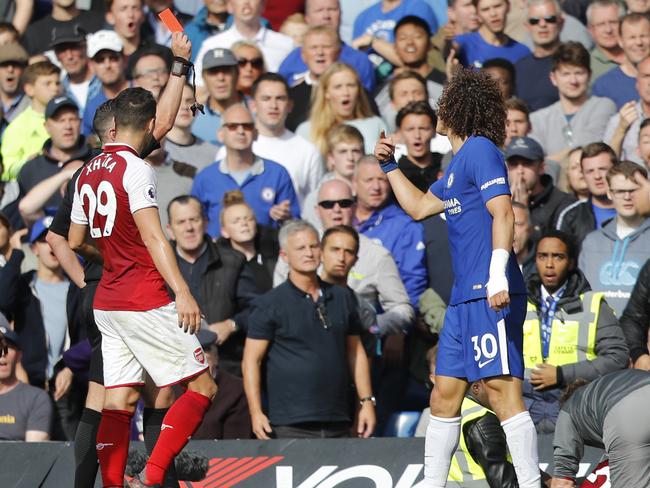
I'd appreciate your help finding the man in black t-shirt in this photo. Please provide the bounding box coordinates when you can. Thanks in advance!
[242,220,375,439]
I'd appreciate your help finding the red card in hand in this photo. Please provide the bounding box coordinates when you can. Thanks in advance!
[158,8,183,33]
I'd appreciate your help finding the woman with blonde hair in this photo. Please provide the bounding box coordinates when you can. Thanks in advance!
[231,41,266,97]
[296,62,385,156]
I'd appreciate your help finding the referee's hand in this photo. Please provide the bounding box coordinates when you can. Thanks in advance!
[171,32,191,61]
[176,289,201,334]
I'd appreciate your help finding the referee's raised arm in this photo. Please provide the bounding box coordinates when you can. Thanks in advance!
[374,131,444,220]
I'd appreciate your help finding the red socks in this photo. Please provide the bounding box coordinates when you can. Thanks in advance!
[145,390,211,485]
[96,409,133,487]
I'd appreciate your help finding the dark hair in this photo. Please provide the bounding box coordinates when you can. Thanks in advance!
[396,100,437,128]
[639,117,650,137]
[552,42,591,72]
[113,87,157,131]
[437,67,506,146]
[536,229,577,262]
[127,44,172,80]
[388,70,428,102]
[559,378,589,407]
[482,57,516,86]
[251,72,290,98]
[580,142,617,167]
[619,12,650,36]
[93,99,115,141]
[321,225,360,254]
[505,97,530,117]
[606,160,648,185]
[394,15,432,37]
[167,195,204,222]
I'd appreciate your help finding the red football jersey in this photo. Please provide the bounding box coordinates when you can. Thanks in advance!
[71,143,170,311]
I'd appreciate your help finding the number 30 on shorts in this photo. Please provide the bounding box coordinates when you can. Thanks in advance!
[471,333,498,362]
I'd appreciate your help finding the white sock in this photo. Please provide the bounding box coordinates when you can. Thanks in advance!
[424,414,461,487]
[501,411,541,488]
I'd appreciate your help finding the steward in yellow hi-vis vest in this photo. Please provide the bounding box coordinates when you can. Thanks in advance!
[523,232,628,434]
[446,381,520,487]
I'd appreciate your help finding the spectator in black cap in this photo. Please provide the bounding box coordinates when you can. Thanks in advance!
[49,24,101,114]
[129,43,172,100]
[0,324,53,441]
[192,48,244,146]
[0,42,29,134]
[0,215,85,440]
[506,136,576,244]
[22,0,104,56]
[17,96,92,224]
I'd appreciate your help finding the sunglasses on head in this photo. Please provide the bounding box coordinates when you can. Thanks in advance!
[223,122,255,131]
[237,57,264,69]
[528,15,558,25]
[318,198,355,209]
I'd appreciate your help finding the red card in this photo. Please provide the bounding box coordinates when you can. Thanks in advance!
[158,8,183,33]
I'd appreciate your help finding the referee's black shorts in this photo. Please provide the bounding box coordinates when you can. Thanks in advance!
[81,281,103,385]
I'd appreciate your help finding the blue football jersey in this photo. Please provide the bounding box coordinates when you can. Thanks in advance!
[429,136,525,305]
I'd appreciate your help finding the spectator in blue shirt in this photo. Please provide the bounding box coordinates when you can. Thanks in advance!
[279,0,376,92]
[192,104,299,237]
[191,48,245,146]
[352,0,437,69]
[353,155,427,308]
[454,0,531,68]
[593,13,650,109]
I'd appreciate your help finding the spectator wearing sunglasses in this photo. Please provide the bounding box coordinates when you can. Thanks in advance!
[192,104,299,237]
[232,41,266,97]
[243,219,376,440]
[593,13,650,110]
[514,0,562,112]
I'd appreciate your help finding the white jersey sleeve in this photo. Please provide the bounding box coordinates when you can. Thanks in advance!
[71,177,89,225]
[122,153,159,214]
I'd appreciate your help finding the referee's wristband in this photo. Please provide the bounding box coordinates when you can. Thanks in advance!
[379,155,398,174]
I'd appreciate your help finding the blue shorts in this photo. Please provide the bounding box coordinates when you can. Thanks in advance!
[436,295,525,382]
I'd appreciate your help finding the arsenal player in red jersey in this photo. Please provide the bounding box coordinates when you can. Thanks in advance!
[69,87,217,488]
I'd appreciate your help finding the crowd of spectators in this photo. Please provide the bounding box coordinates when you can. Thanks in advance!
[0,0,650,473]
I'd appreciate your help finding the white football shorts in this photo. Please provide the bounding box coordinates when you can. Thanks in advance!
[94,302,208,388]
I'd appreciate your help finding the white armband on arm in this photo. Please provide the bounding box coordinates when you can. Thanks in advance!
[486,248,510,298]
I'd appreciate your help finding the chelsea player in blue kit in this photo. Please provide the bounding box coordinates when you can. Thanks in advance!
[375,68,541,487]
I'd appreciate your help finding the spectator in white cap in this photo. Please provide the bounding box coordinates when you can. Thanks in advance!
[191,48,244,146]
[81,30,128,136]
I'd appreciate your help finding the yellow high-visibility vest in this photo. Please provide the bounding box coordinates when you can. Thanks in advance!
[522,291,603,377]
[447,397,496,487]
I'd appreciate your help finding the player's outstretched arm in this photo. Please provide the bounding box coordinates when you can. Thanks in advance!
[133,207,201,333]
[485,195,514,311]
[374,132,444,220]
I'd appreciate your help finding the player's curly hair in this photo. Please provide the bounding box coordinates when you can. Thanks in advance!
[436,67,506,147]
